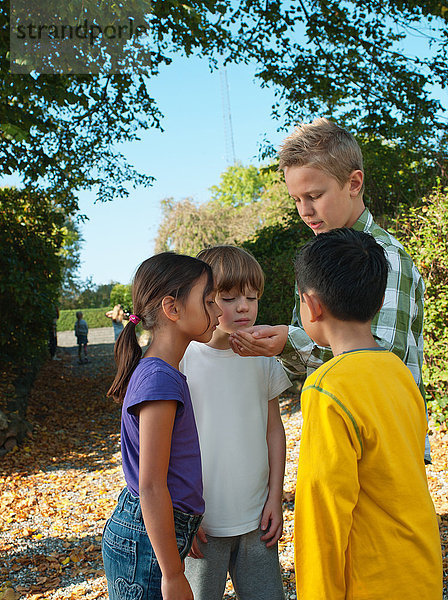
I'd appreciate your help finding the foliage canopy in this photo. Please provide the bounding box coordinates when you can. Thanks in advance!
[155,164,293,255]
[110,284,133,313]
[1,1,446,212]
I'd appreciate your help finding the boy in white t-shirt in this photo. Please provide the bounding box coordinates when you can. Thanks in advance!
[181,245,291,600]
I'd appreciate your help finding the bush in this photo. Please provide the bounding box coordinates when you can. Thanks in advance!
[110,284,132,312]
[58,308,113,331]
[242,212,313,326]
[391,186,448,424]
[0,188,64,365]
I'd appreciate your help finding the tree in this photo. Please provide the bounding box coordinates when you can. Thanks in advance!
[154,164,294,255]
[248,2,447,145]
[154,161,315,326]
[246,1,447,212]
[2,2,447,213]
[58,216,84,305]
[209,163,278,207]
[110,284,133,312]
[60,281,119,310]
[1,1,234,211]
[360,137,443,214]
[0,188,65,363]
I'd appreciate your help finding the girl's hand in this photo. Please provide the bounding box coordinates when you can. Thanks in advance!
[161,572,193,600]
[188,525,207,559]
[260,497,283,548]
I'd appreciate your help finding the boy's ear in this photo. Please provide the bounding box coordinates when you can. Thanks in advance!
[302,292,323,322]
[349,169,363,197]
[161,296,179,322]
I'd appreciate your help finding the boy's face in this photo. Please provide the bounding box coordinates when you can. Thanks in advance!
[284,165,364,234]
[214,286,259,335]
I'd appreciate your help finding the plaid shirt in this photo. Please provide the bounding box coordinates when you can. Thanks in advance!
[281,208,425,399]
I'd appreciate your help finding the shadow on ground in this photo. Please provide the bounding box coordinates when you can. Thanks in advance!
[1,341,121,477]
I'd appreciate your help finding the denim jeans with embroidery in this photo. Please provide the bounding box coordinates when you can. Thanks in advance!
[102,487,202,600]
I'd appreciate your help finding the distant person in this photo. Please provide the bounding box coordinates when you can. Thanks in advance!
[49,305,59,360]
[292,228,442,599]
[229,117,430,462]
[74,311,89,364]
[181,245,291,600]
[105,304,125,341]
[103,252,221,600]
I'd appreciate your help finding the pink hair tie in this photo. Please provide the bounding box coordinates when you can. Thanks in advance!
[129,314,141,325]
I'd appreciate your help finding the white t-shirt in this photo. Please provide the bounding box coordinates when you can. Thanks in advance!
[180,341,291,536]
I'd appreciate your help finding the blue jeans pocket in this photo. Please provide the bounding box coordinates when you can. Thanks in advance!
[102,489,201,599]
[102,527,138,584]
[114,577,144,600]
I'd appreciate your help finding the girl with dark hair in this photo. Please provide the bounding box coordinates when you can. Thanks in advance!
[102,252,221,600]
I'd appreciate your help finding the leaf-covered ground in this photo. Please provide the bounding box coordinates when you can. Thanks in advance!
[1,342,447,600]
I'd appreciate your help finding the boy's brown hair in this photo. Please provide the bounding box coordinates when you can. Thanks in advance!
[197,245,265,297]
[278,117,364,193]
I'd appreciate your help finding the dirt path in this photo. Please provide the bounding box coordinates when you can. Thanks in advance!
[0,338,446,599]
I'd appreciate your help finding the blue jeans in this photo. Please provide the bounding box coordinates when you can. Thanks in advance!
[102,488,203,600]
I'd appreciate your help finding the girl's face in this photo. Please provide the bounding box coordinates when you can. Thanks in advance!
[178,273,222,343]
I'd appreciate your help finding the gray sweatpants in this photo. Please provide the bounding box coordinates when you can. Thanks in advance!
[184,526,285,600]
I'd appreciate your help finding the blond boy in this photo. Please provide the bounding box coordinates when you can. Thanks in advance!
[229,118,429,461]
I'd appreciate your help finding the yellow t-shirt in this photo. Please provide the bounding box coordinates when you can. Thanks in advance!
[294,349,442,600]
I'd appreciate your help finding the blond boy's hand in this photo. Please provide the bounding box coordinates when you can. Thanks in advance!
[229,325,288,357]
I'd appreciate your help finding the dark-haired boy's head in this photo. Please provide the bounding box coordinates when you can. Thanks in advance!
[294,228,389,322]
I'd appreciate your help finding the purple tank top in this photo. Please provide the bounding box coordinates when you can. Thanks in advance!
[121,357,204,515]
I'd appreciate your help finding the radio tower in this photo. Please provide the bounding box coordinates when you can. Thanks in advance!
[220,67,236,165]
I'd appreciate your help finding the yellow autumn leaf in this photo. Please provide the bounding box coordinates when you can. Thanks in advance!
[70,551,81,563]
[0,589,20,600]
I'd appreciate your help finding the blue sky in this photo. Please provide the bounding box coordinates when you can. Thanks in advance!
[77,57,284,285]
[2,21,445,287]
[73,20,447,287]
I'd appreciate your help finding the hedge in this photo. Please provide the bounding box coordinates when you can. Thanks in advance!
[242,212,313,326]
[0,188,66,448]
[58,307,113,331]
[390,186,448,424]
[244,190,448,425]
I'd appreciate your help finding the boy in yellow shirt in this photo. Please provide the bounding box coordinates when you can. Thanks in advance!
[293,228,441,599]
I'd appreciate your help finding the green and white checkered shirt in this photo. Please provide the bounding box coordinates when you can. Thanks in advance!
[281,208,425,399]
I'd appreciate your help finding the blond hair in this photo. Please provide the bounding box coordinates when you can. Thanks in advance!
[197,245,265,298]
[278,118,364,192]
